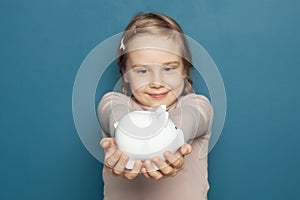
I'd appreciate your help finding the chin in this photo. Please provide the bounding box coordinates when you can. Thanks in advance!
[150,101,173,108]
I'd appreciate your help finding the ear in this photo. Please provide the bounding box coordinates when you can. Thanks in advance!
[180,64,188,78]
[121,69,129,83]
[181,72,186,79]
[124,76,129,83]
[122,70,129,83]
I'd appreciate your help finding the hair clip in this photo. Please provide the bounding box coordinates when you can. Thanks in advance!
[120,37,125,51]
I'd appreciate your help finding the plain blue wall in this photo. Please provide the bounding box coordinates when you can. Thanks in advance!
[1,0,300,199]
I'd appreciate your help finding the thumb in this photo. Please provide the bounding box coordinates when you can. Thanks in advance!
[100,137,116,149]
[179,143,192,155]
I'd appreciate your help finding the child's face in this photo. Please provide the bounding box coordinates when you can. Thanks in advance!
[124,35,186,107]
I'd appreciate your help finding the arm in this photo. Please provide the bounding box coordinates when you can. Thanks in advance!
[142,94,213,180]
[98,92,142,180]
[97,92,130,137]
[169,94,214,142]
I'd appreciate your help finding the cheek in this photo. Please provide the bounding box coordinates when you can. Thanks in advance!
[129,79,149,93]
[129,79,150,94]
[163,74,185,89]
[125,71,148,92]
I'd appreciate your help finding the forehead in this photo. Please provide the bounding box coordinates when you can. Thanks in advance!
[126,35,183,66]
[127,49,182,66]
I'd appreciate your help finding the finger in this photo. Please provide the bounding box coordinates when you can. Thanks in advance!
[179,143,192,155]
[152,157,174,176]
[105,149,122,168]
[105,165,128,178]
[124,160,142,180]
[104,144,118,160]
[141,167,151,179]
[113,153,130,175]
[144,161,163,180]
[173,152,184,169]
[169,168,178,177]
[164,151,184,169]
[104,165,117,176]
[100,138,116,149]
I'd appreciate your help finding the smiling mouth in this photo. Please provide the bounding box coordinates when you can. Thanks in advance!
[148,92,169,98]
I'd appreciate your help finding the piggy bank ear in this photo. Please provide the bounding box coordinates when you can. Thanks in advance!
[154,105,166,115]
[155,105,169,123]
[113,121,119,128]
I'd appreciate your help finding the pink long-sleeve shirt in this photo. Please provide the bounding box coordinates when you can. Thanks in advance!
[98,92,213,200]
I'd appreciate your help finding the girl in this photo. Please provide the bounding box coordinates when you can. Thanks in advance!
[98,12,213,200]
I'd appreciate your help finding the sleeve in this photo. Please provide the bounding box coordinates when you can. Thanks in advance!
[97,92,130,138]
[169,94,214,142]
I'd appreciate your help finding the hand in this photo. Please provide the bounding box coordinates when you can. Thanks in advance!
[100,137,142,180]
[141,143,192,180]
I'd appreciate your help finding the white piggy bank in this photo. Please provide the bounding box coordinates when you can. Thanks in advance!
[114,105,185,169]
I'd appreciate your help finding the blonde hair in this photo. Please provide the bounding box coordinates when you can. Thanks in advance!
[117,12,193,95]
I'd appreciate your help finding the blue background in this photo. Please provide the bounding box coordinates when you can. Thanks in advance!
[1,0,299,199]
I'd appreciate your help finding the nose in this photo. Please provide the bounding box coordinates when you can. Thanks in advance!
[149,71,163,88]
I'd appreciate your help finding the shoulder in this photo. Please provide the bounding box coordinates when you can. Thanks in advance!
[178,93,214,123]
[178,93,211,106]
[98,92,130,110]
[100,92,130,103]
[101,91,129,100]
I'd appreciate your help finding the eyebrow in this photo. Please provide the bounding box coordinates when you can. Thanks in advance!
[130,64,148,69]
[130,61,180,69]
[162,61,180,66]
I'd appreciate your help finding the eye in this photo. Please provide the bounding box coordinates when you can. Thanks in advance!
[164,66,174,72]
[134,68,149,74]
[138,69,148,74]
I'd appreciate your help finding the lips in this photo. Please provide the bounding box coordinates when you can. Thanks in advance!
[148,92,169,98]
